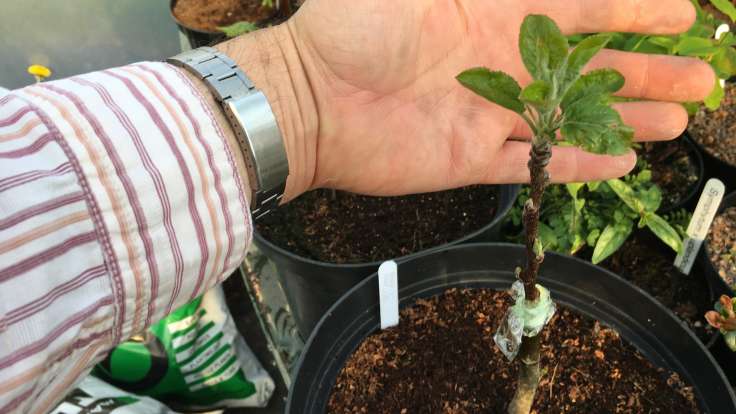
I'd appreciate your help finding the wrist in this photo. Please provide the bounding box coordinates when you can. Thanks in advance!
[215,24,319,202]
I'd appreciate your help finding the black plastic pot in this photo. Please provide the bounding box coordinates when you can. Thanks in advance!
[688,131,736,193]
[287,243,736,413]
[699,191,736,298]
[658,134,706,214]
[254,184,519,338]
[698,190,736,382]
[169,0,226,48]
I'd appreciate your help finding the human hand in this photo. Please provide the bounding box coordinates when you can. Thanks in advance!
[218,0,713,200]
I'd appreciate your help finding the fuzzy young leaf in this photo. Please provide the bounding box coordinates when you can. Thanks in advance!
[561,102,633,154]
[644,213,683,253]
[562,69,625,110]
[520,80,551,107]
[519,15,569,80]
[457,68,525,113]
[565,34,612,83]
[592,221,633,264]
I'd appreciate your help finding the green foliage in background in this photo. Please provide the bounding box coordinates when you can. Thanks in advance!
[509,163,684,264]
[570,0,736,110]
[217,0,276,37]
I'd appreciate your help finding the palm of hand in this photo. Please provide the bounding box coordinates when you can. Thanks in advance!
[290,0,707,195]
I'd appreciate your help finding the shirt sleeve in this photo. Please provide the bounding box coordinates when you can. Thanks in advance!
[0,62,252,413]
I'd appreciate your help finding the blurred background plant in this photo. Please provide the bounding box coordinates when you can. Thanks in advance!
[570,0,736,111]
[218,0,285,37]
[509,160,685,264]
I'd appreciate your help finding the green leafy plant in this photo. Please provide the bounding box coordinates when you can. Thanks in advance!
[217,0,288,38]
[706,295,736,351]
[570,0,736,110]
[509,166,684,264]
[457,15,631,414]
[218,21,259,37]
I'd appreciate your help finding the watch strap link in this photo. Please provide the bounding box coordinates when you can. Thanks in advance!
[167,47,288,219]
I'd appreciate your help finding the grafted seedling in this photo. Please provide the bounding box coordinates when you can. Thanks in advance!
[457,14,633,414]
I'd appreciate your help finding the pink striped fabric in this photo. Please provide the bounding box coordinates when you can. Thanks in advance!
[0,62,251,413]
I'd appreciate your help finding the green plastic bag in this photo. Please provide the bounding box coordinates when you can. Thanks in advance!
[94,286,274,411]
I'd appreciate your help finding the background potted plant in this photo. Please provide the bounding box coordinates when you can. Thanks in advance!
[169,0,300,48]
[254,185,519,338]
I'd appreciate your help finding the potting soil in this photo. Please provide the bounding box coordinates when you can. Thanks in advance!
[328,288,699,413]
[256,186,498,263]
[707,206,736,289]
[689,83,736,167]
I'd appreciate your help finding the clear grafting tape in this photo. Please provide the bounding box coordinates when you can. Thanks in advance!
[494,281,556,361]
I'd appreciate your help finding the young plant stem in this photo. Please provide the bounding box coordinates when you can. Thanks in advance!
[508,136,553,414]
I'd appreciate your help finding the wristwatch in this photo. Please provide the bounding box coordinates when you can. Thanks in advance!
[167,47,289,220]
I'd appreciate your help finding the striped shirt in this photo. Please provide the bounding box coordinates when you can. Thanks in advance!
[0,62,251,413]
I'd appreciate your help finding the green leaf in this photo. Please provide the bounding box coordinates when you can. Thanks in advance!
[561,101,633,155]
[519,14,569,80]
[218,21,258,37]
[705,79,726,110]
[639,185,663,213]
[561,69,625,110]
[647,36,678,52]
[538,222,559,250]
[645,213,683,254]
[606,179,644,212]
[683,101,700,116]
[566,34,611,81]
[566,183,584,198]
[592,221,633,264]
[586,181,601,191]
[724,331,736,352]
[456,68,525,114]
[687,21,716,38]
[711,46,736,79]
[673,36,720,56]
[520,80,551,107]
[623,35,649,52]
[719,32,736,47]
[710,0,736,22]
[586,228,601,246]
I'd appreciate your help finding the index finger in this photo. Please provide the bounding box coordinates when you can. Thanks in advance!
[527,0,696,35]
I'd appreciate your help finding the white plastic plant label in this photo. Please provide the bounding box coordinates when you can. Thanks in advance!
[674,178,726,274]
[378,260,399,329]
[494,281,555,361]
[716,24,730,87]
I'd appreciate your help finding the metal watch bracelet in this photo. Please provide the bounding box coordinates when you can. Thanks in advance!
[167,47,289,220]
